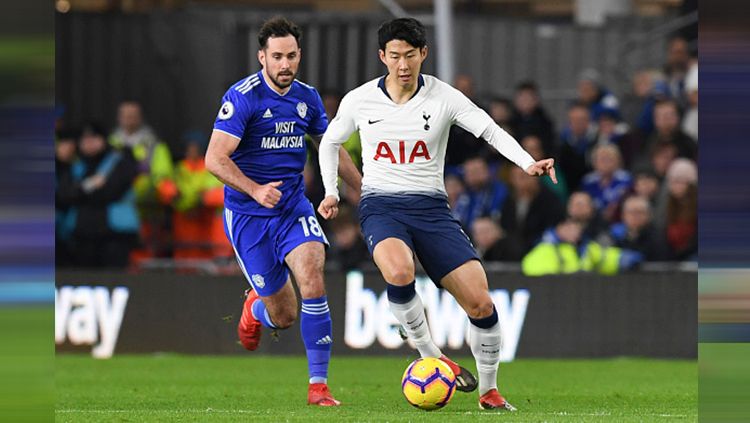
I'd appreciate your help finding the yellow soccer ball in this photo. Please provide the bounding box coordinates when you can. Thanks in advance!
[401,357,457,411]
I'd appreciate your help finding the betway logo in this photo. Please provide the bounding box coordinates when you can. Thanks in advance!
[344,271,529,362]
[55,286,129,359]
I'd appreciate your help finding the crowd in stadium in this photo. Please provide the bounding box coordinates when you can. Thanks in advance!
[55,36,697,275]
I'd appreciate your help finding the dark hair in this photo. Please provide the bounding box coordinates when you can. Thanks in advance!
[490,96,512,107]
[80,122,108,139]
[515,80,539,93]
[377,18,427,51]
[667,183,697,223]
[654,98,680,114]
[568,101,589,112]
[258,16,302,49]
[56,127,80,142]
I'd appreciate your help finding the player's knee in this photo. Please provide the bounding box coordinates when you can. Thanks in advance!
[384,265,415,285]
[465,299,494,320]
[299,276,326,299]
[274,309,297,329]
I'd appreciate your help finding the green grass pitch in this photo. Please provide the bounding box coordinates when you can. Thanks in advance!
[56,354,696,422]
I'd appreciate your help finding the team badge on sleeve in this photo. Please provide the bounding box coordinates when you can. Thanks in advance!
[251,274,266,289]
[296,102,307,118]
[218,101,235,120]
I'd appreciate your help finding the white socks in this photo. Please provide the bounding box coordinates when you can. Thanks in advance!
[389,294,442,358]
[469,321,502,395]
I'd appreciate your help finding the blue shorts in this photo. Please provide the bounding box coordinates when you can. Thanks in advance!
[223,196,328,297]
[358,193,479,287]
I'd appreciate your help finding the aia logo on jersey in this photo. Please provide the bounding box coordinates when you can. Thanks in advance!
[373,140,431,164]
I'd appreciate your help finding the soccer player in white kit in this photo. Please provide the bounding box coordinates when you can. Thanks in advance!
[317,18,556,411]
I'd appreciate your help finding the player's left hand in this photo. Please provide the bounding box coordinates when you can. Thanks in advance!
[318,195,339,220]
[525,158,557,184]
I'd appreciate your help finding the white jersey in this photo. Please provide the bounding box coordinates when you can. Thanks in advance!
[319,74,535,198]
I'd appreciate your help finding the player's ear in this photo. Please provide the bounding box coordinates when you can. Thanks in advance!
[378,49,386,66]
[257,49,264,66]
[420,46,428,61]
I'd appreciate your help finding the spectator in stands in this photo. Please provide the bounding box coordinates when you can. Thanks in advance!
[521,135,567,203]
[488,97,514,135]
[57,123,139,267]
[621,70,655,132]
[631,166,662,207]
[647,141,679,181]
[619,79,673,167]
[595,108,628,146]
[160,132,232,260]
[599,196,668,261]
[648,99,697,158]
[621,99,693,173]
[576,68,620,121]
[453,156,508,230]
[445,174,465,219]
[500,166,564,257]
[109,100,174,257]
[454,73,476,102]
[55,127,79,266]
[471,217,519,262]
[664,36,692,108]
[682,62,698,141]
[566,191,607,241]
[581,144,632,222]
[328,204,369,272]
[522,219,640,276]
[509,81,556,154]
[623,69,672,134]
[559,102,596,191]
[657,159,697,260]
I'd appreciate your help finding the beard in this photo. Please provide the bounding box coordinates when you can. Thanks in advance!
[269,70,295,90]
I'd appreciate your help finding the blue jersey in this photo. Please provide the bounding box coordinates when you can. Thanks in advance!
[213,71,328,216]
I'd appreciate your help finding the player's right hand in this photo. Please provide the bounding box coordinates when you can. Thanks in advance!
[252,181,283,208]
[318,195,339,220]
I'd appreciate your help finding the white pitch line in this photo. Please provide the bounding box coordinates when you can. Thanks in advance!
[56,409,276,414]
[56,409,690,418]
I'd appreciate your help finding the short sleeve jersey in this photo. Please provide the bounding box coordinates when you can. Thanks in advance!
[213,71,328,215]
[324,74,493,197]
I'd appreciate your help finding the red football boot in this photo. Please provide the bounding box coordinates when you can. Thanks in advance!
[307,383,341,406]
[237,289,262,351]
[479,388,517,411]
[439,355,478,392]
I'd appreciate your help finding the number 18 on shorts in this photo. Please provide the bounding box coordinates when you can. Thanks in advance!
[223,198,328,297]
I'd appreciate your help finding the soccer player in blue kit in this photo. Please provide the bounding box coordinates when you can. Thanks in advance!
[205,17,361,406]
[318,18,556,411]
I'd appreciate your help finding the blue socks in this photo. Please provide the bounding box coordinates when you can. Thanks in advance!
[251,298,277,329]
[301,296,332,384]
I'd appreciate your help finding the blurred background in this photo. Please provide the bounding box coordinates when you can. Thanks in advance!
[54,0,698,274]
[49,0,708,420]
[45,0,706,378]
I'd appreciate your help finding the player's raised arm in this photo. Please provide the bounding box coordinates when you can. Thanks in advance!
[205,130,282,208]
[448,86,557,184]
[317,94,359,219]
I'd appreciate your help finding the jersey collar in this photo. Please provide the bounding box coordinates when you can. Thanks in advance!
[378,74,425,101]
